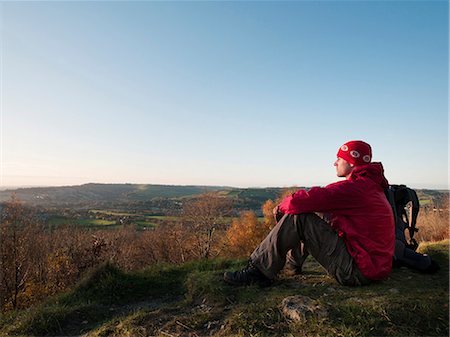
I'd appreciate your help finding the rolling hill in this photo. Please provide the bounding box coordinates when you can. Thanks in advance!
[0,183,446,210]
[0,183,286,207]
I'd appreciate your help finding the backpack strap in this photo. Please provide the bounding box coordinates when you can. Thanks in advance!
[405,188,420,250]
[393,185,420,251]
[385,186,398,220]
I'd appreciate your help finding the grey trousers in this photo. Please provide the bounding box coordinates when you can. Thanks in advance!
[250,213,369,286]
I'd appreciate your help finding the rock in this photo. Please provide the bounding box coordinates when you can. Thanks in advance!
[389,288,399,294]
[281,296,328,324]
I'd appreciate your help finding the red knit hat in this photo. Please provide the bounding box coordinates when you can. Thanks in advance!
[337,140,372,166]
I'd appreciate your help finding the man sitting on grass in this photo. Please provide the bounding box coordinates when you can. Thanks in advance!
[224,140,394,287]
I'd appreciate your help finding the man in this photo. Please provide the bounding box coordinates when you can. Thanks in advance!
[224,140,394,287]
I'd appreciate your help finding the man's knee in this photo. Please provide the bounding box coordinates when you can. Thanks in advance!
[295,213,338,245]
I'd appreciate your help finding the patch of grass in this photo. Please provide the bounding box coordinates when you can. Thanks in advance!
[145,215,178,221]
[2,262,192,336]
[219,299,288,336]
[90,210,135,217]
[2,241,448,337]
[48,217,116,227]
[134,221,158,229]
[89,209,136,216]
[89,309,152,337]
[47,216,71,226]
[78,219,117,226]
[10,302,110,337]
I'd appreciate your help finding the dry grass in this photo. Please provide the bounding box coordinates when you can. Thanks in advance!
[415,208,449,242]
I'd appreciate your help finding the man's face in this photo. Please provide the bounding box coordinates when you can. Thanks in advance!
[334,157,354,178]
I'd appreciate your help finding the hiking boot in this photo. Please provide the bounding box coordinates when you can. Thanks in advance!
[283,262,303,277]
[223,261,272,287]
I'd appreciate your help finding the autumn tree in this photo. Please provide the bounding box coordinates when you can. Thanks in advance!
[181,193,232,259]
[224,188,300,258]
[261,199,277,231]
[224,211,269,257]
[262,187,299,225]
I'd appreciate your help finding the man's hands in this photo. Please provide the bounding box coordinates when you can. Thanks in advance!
[273,205,284,222]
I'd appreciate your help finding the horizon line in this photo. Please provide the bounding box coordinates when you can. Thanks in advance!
[0,182,448,192]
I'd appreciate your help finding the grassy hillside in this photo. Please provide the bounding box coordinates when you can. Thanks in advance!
[0,183,284,209]
[1,240,448,337]
[0,183,445,212]
[0,184,232,205]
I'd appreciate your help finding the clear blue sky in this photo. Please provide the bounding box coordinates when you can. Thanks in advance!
[1,1,448,189]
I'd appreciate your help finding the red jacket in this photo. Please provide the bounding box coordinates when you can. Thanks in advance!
[278,163,394,280]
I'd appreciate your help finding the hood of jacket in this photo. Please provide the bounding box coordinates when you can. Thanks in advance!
[348,162,389,189]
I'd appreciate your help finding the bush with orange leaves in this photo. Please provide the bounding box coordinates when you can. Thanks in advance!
[224,211,269,258]
[224,188,299,258]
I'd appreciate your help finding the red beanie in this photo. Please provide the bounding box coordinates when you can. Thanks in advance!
[337,140,372,166]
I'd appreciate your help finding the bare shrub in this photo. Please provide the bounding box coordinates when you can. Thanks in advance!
[181,193,232,259]
[104,225,180,271]
[45,226,111,292]
[0,196,44,310]
[148,221,196,264]
[104,226,140,271]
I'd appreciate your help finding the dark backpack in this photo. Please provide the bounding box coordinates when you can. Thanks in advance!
[385,185,439,273]
[385,185,420,250]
